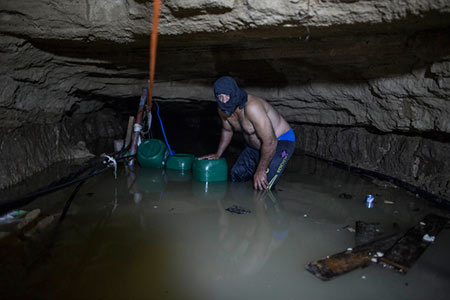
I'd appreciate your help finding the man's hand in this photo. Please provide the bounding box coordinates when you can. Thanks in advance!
[198,153,220,160]
[253,169,268,190]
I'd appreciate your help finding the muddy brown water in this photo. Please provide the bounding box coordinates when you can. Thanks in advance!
[1,154,449,300]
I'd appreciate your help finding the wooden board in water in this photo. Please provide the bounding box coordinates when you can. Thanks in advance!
[380,214,448,273]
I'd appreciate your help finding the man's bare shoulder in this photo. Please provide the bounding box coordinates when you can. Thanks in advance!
[247,94,266,104]
[246,94,269,114]
[244,94,267,120]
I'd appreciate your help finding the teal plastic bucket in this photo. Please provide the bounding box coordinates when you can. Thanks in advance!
[192,158,228,182]
[166,154,194,171]
[137,139,168,168]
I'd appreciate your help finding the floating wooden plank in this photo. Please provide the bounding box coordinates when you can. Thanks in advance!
[306,214,449,281]
[306,232,402,281]
[355,221,382,247]
[380,214,448,273]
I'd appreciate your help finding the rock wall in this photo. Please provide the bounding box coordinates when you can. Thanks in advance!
[0,34,124,189]
[292,124,450,199]
[0,111,123,190]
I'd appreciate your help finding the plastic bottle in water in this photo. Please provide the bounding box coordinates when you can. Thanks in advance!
[365,194,375,208]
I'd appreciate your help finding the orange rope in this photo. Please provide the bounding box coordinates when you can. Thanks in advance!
[148,0,161,113]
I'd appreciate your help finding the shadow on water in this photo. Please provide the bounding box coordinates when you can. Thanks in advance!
[1,154,450,300]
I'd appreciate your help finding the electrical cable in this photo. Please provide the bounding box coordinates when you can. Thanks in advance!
[0,150,133,216]
[58,172,89,223]
[156,102,175,155]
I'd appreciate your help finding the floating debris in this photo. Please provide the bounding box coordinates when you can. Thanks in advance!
[422,234,435,243]
[419,222,426,226]
[226,205,251,215]
[384,200,394,205]
[338,193,352,199]
[365,194,375,208]
[380,214,446,273]
[372,179,398,189]
[0,210,27,224]
[355,221,383,246]
[17,209,41,230]
[24,215,55,238]
[306,215,446,281]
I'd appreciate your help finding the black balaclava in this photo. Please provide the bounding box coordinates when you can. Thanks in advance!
[213,76,248,114]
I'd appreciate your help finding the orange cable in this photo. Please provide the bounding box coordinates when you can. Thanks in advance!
[148,0,161,113]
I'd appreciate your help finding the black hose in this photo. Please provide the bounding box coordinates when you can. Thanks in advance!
[0,143,135,216]
[58,168,99,223]
[0,165,112,216]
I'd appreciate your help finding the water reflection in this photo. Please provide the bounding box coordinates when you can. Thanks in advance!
[166,169,192,182]
[3,155,450,300]
[192,181,228,202]
[136,167,167,194]
[210,188,290,280]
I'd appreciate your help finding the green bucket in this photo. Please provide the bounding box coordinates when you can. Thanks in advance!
[137,139,168,168]
[166,154,194,171]
[192,158,228,182]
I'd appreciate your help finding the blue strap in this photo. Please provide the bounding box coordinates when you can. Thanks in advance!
[277,128,295,142]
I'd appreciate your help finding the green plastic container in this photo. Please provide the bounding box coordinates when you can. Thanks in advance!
[137,139,168,168]
[166,154,194,171]
[192,158,228,182]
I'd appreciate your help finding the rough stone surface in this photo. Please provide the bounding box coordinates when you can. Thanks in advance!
[1,0,449,39]
[0,0,449,199]
[292,124,450,199]
[0,111,123,189]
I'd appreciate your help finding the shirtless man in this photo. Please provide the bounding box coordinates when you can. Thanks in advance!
[200,76,295,190]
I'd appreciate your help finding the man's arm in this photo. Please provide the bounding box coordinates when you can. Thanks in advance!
[216,121,233,157]
[199,110,233,160]
[245,102,277,190]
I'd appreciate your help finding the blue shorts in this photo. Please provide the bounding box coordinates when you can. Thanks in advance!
[230,129,295,189]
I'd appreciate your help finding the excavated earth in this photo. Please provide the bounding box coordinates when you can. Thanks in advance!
[0,0,450,201]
